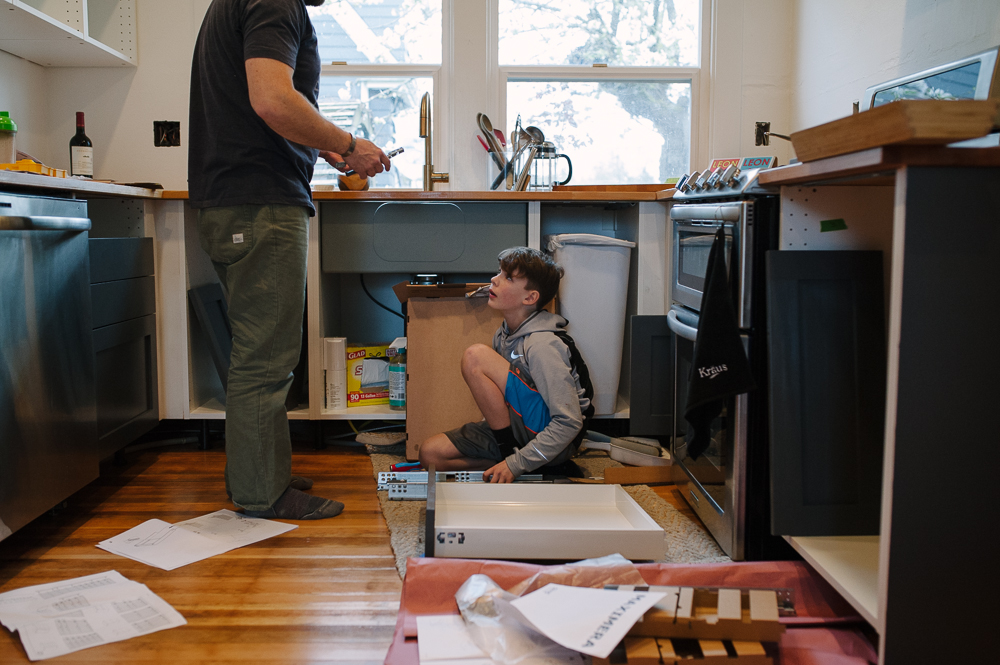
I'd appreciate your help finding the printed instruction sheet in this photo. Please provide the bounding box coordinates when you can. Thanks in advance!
[97,509,298,570]
[510,583,666,658]
[0,570,185,661]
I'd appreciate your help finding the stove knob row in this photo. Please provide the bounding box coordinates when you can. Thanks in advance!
[676,165,745,193]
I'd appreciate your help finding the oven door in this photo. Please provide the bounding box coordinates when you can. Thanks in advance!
[671,201,753,328]
[668,305,747,560]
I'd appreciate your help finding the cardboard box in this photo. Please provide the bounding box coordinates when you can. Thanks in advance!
[347,343,390,406]
[393,282,501,460]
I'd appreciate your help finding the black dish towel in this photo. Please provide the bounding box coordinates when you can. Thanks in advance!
[683,228,755,460]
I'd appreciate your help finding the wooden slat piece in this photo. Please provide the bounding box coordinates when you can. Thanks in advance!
[748,590,780,622]
[624,637,662,665]
[676,587,694,619]
[657,637,677,661]
[716,588,743,621]
[698,639,728,657]
[651,586,681,616]
[732,641,767,656]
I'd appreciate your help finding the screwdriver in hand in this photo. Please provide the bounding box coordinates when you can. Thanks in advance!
[338,147,404,177]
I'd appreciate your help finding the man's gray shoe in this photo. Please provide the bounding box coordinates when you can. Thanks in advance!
[243,487,344,520]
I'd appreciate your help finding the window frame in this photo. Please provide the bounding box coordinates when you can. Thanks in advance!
[489,0,711,177]
[311,1,449,189]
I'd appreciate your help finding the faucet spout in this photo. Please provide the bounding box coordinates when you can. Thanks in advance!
[419,92,448,191]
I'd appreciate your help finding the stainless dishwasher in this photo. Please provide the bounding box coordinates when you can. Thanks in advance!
[0,191,98,542]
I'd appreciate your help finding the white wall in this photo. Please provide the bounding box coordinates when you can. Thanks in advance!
[42,0,210,189]
[0,50,49,164]
[707,0,795,166]
[791,0,1000,130]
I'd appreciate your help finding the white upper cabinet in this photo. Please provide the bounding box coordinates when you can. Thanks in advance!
[0,0,136,67]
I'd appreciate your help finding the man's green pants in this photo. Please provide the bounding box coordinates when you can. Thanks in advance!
[198,204,309,512]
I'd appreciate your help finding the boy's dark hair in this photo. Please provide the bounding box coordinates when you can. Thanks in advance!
[498,247,564,310]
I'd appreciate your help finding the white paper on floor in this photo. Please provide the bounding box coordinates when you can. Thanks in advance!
[0,570,185,661]
[509,584,666,659]
[415,614,493,664]
[97,509,297,571]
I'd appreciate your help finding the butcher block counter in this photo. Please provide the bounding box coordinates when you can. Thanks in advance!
[159,187,677,201]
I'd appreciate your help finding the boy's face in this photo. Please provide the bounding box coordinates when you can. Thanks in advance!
[488,267,538,312]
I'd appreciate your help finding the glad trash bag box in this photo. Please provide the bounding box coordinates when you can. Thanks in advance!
[346,343,390,406]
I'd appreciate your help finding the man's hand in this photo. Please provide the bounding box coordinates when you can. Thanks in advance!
[320,138,390,178]
[483,460,515,484]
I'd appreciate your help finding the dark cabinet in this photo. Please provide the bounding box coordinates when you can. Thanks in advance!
[89,238,159,459]
[765,250,886,537]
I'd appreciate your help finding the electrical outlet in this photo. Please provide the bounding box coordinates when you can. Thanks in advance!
[153,121,181,147]
[755,121,771,146]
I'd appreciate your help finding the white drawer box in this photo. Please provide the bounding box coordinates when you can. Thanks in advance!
[427,483,665,561]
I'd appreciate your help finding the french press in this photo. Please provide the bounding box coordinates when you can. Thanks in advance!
[529,141,572,191]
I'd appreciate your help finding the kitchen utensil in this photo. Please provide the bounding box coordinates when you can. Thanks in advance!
[478,135,503,169]
[340,146,405,177]
[477,113,506,165]
[525,125,545,144]
[514,146,539,191]
[494,129,506,147]
[491,130,531,190]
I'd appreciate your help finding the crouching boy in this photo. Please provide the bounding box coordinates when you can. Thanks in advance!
[418,247,594,483]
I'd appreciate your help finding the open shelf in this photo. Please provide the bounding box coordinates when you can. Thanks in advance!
[0,0,136,67]
[320,405,405,420]
[189,397,312,421]
[785,535,880,630]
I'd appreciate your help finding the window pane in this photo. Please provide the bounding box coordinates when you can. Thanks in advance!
[499,0,699,67]
[309,0,441,64]
[313,76,432,189]
[507,80,691,185]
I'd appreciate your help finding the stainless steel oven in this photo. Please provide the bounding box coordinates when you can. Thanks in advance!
[668,304,749,559]
[667,162,784,561]
[671,201,754,328]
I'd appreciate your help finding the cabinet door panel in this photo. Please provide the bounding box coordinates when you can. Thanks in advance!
[765,250,885,536]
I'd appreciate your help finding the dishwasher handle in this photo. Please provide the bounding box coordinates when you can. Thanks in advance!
[667,309,699,342]
[0,215,91,231]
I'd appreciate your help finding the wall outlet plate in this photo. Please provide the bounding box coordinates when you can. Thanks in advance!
[154,121,180,147]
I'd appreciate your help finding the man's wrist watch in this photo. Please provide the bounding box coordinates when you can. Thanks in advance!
[341,133,356,158]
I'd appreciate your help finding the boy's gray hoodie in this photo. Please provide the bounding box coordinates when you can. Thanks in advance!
[493,310,591,476]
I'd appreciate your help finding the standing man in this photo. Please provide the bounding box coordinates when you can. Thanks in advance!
[188,0,390,519]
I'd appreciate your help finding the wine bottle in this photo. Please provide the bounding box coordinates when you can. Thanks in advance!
[69,112,93,178]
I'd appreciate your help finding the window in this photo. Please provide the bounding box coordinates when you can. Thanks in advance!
[308,0,441,189]
[499,0,700,185]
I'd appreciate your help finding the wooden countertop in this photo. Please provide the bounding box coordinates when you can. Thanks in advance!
[162,188,677,201]
[760,144,1000,187]
[0,170,163,198]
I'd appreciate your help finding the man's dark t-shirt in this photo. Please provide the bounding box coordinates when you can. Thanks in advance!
[189,0,320,214]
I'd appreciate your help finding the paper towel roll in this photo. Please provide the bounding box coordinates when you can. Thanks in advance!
[324,337,346,370]
[324,337,347,410]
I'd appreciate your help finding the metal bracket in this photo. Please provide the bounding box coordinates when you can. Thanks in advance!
[378,470,545,499]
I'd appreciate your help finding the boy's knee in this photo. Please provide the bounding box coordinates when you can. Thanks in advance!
[462,343,493,374]
[418,434,447,466]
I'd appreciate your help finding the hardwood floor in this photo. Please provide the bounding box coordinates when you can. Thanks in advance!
[0,439,708,664]
[0,442,403,664]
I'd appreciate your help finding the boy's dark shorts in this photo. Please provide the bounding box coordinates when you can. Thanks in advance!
[443,420,578,468]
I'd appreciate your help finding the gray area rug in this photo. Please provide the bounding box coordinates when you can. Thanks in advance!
[370,450,730,578]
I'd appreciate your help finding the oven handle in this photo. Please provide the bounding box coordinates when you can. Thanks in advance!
[670,203,742,222]
[667,309,699,341]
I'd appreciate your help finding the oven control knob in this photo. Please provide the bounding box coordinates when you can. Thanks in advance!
[719,164,738,187]
[686,171,702,190]
[676,173,691,192]
[705,168,723,189]
[695,170,712,189]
